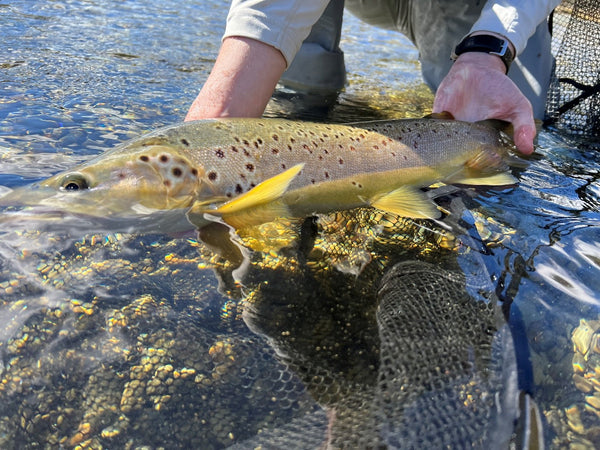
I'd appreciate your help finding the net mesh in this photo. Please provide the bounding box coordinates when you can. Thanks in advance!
[545,0,600,136]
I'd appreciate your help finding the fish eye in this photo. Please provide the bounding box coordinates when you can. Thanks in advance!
[60,174,89,191]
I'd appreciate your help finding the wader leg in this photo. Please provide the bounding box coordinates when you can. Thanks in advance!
[280,0,347,94]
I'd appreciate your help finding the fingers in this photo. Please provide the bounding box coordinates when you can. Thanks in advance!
[433,53,538,155]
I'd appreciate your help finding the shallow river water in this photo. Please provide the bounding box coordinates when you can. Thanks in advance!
[1,1,600,448]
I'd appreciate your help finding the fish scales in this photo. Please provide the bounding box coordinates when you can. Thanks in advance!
[137,118,502,196]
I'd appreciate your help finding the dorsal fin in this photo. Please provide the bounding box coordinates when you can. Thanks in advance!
[425,111,456,120]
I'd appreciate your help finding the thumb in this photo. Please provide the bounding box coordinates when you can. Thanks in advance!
[512,117,537,155]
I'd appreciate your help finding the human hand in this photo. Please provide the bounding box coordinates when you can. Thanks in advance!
[433,52,536,154]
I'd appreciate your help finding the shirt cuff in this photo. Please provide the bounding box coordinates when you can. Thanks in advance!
[469,0,561,55]
[224,0,329,67]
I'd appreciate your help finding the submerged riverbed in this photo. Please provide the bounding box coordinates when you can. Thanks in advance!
[1,1,600,448]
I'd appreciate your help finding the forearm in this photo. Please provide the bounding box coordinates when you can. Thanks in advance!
[185,37,286,120]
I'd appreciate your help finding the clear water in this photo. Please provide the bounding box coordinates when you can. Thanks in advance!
[1,1,600,448]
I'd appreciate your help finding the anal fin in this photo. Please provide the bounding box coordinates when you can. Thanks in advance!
[371,186,441,219]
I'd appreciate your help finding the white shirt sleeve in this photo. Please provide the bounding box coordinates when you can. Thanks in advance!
[224,0,330,67]
[470,0,563,55]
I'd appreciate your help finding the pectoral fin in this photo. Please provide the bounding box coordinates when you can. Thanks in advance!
[371,186,441,219]
[215,163,304,215]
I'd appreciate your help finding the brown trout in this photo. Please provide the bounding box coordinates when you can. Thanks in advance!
[0,117,517,229]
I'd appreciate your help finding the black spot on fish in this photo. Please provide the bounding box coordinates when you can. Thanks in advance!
[324,171,329,178]
[290,137,295,143]
[281,164,286,169]
[234,137,240,143]
[339,158,344,165]
[373,145,379,150]
[243,139,249,146]
[287,145,292,151]
[139,155,149,162]
[215,149,225,158]
[243,149,250,157]
[311,179,316,184]
[246,163,254,172]
[303,144,312,154]
[272,148,279,155]
[180,138,190,146]
[235,184,243,194]
[257,138,263,145]
[191,168,198,177]
[160,154,169,163]
[208,171,217,181]
[226,193,232,198]
[231,146,239,153]
[164,180,171,187]
[272,134,279,141]
[349,146,356,151]
[172,168,183,177]
[250,183,256,188]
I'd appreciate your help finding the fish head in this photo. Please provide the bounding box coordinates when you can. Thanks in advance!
[0,145,204,217]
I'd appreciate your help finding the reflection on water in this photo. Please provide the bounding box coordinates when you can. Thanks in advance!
[1,0,600,448]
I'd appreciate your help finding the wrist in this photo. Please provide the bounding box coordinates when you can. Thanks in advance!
[453,51,509,75]
[452,32,515,73]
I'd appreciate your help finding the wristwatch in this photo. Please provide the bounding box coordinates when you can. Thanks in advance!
[451,34,515,73]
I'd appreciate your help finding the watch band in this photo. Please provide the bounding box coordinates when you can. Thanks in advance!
[451,34,515,73]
